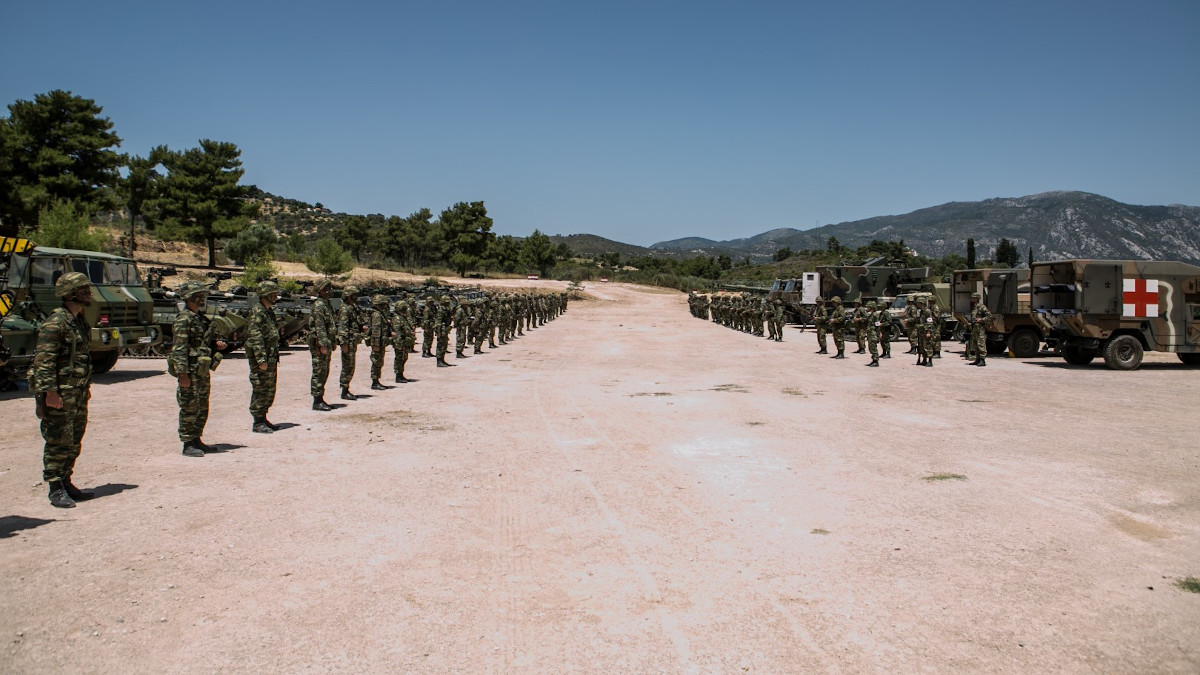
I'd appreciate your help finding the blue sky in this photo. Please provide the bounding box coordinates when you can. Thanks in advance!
[4,0,1198,245]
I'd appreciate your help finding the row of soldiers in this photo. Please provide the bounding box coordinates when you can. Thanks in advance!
[689,290,994,368]
[29,271,567,507]
[689,292,789,342]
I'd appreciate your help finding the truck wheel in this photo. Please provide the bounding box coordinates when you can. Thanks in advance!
[1177,353,1200,365]
[90,350,120,374]
[1008,328,1041,358]
[1103,335,1143,370]
[1061,346,1096,366]
[951,324,966,343]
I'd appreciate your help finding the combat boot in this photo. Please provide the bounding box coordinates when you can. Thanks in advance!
[64,478,95,501]
[867,358,879,367]
[455,350,466,358]
[182,442,205,458]
[832,350,845,359]
[371,379,386,390]
[816,348,827,354]
[973,358,986,367]
[48,481,75,508]
[313,396,332,411]
[252,417,274,434]
[436,357,454,368]
[340,387,357,401]
[854,347,865,354]
[395,372,410,383]
[925,357,934,367]
[473,346,483,354]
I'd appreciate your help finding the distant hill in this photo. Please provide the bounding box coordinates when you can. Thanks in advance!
[547,233,653,258]
[650,192,1200,264]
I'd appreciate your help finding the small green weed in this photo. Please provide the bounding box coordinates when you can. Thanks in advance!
[1177,577,1200,593]
[923,473,967,482]
[810,528,830,535]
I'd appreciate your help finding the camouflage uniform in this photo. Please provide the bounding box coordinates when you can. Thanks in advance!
[813,299,829,354]
[771,299,785,342]
[421,298,436,357]
[245,287,281,427]
[390,300,414,382]
[169,298,216,447]
[968,293,993,366]
[828,298,847,358]
[435,296,454,366]
[852,303,867,353]
[864,301,880,366]
[307,283,337,404]
[878,304,893,358]
[32,300,91,493]
[368,296,390,387]
[905,303,921,353]
[915,299,936,366]
[454,300,469,357]
[337,289,363,396]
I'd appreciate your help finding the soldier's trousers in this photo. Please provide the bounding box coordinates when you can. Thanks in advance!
[855,329,866,350]
[41,388,89,482]
[971,326,987,359]
[339,343,357,388]
[177,374,211,442]
[867,332,879,359]
[773,318,785,340]
[370,346,385,380]
[833,327,845,352]
[249,363,277,418]
[422,327,434,355]
[455,327,467,353]
[393,343,409,376]
[436,328,449,358]
[880,332,892,357]
[919,331,935,359]
[816,325,827,351]
[310,347,331,397]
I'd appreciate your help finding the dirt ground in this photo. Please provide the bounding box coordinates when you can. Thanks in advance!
[2,281,1198,673]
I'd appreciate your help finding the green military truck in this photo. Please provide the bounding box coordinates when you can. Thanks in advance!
[1030,259,1200,370]
[0,238,161,375]
[951,268,1043,357]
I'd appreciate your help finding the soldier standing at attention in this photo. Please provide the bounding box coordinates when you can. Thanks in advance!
[337,286,362,400]
[368,294,392,390]
[307,279,336,411]
[31,272,95,508]
[390,300,414,383]
[915,296,935,367]
[852,301,868,354]
[421,295,436,357]
[170,281,227,457]
[878,301,893,359]
[771,298,786,342]
[931,298,945,359]
[829,297,847,359]
[454,296,469,358]
[246,281,283,433]
[813,297,829,354]
[968,292,993,367]
[905,299,921,354]
[864,301,881,367]
[435,295,455,367]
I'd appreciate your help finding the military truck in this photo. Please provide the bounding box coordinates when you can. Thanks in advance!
[952,268,1043,357]
[885,284,957,341]
[817,259,933,306]
[1030,259,1200,369]
[0,238,161,374]
[767,273,820,324]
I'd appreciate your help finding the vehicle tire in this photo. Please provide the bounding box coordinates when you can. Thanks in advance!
[1008,328,1041,358]
[951,324,966,343]
[90,349,120,374]
[1061,346,1096,366]
[1178,353,1200,365]
[1103,335,1144,370]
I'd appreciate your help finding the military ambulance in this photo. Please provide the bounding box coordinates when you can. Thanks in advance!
[952,268,1043,357]
[1030,259,1200,369]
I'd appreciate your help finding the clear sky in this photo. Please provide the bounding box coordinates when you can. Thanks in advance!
[4,0,1198,246]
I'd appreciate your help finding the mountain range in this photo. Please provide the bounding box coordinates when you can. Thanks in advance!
[645,191,1200,264]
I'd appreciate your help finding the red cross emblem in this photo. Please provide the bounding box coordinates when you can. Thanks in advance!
[1122,278,1159,317]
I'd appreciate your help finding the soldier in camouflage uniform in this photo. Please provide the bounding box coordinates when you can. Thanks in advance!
[307,279,336,411]
[435,295,455,367]
[390,300,414,382]
[368,294,392,389]
[31,272,96,508]
[905,300,921,354]
[878,301,893,359]
[764,299,777,340]
[967,291,993,367]
[930,297,945,359]
[171,281,227,456]
[812,297,829,354]
[828,297,847,359]
[852,301,868,354]
[914,296,935,367]
[864,301,881,367]
[337,286,363,400]
[454,296,469,358]
[246,281,283,432]
[771,298,785,342]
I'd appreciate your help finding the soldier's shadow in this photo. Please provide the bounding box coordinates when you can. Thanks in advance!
[0,515,55,538]
[269,423,302,431]
[89,483,139,499]
[203,443,246,453]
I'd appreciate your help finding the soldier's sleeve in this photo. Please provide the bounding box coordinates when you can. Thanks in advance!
[168,313,192,375]
[245,310,266,369]
[335,305,349,344]
[30,316,64,393]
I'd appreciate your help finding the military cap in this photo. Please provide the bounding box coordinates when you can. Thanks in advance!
[258,280,282,296]
[54,271,92,298]
[177,280,208,300]
[344,285,360,297]
[971,292,982,299]
[313,278,332,293]
[831,297,842,304]
[394,300,408,310]
[372,294,389,307]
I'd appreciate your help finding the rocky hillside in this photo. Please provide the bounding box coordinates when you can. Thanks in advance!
[651,192,1200,264]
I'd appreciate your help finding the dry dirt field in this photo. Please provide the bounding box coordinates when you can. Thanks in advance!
[2,281,1198,673]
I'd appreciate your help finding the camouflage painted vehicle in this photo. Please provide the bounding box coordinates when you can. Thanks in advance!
[886,283,956,340]
[1030,259,1200,369]
[952,268,1043,357]
[126,268,247,357]
[816,259,933,306]
[767,273,820,324]
[0,238,161,374]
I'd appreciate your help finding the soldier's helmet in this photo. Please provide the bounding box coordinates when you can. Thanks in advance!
[372,294,388,307]
[914,296,927,305]
[344,285,360,298]
[54,271,92,298]
[440,295,451,303]
[831,297,842,304]
[258,280,282,296]
[313,279,331,293]
[394,300,407,311]
[971,292,982,300]
[865,301,876,310]
[815,296,824,303]
[177,281,208,300]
